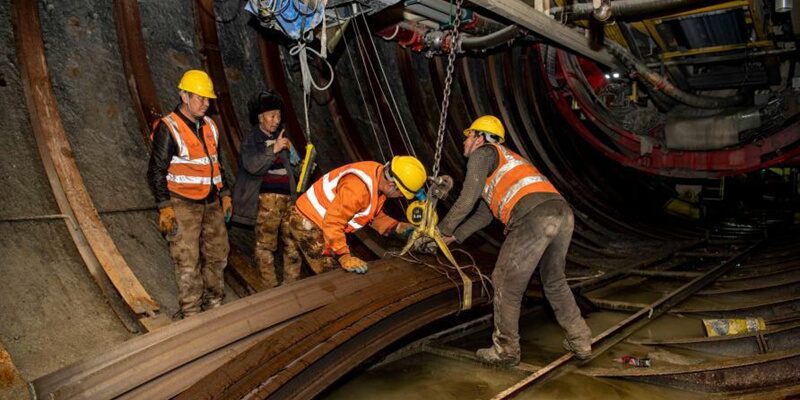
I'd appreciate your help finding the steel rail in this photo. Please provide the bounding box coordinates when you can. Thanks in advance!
[397,47,465,183]
[491,241,762,399]
[193,0,242,166]
[113,0,163,147]
[276,292,471,400]
[485,53,531,159]
[522,45,669,241]
[509,49,635,245]
[116,323,287,399]
[238,282,463,399]
[256,37,307,149]
[430,57,472,146]
[32,262,413,399]
[698,273,800,295]
[11,0,160,331]
[456,58,480,121]
[113,0,264,298]
[176,264,479,398]
[396,46,460,176]
[583,348,800,393]
[627,320,800,356]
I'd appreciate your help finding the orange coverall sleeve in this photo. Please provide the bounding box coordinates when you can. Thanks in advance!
[321,175,372,256]
[370,211,400,235]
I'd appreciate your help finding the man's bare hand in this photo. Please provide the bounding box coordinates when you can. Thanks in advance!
[273,129,291,154]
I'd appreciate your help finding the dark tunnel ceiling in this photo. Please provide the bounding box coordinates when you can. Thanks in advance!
[8,0,800,239]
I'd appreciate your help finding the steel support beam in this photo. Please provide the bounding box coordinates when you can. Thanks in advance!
[467,0,619,68]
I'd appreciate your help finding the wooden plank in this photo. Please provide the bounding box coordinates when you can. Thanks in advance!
[468,0,619,68]
[228,244,269,293]
[11,0,159,318]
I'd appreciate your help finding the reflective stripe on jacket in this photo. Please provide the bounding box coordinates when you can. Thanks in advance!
[161,112,223,200]
[296,161,389,256]
[296,161,385,232]
[482,143,559,224]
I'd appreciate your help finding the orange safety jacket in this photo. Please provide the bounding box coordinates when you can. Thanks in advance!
[482,143,559,224]
[296,161,393,255]
[160,112,224,200]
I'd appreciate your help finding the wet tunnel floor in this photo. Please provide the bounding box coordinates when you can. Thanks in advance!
[322,307,732,400]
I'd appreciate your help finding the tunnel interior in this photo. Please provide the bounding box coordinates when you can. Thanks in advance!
[1,0,799,399]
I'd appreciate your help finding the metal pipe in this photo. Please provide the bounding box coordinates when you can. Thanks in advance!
[405,4,451,24]
[552,0,730,21]
[604,39,746,109]
[468,0,619,67]
[460,25,523,50]
[416,0,505,31]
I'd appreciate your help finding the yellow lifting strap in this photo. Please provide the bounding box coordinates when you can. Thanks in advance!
[399,199,472,310]
[296,144,317,193]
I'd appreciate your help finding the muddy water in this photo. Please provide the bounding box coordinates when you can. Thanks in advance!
[324,352,526,400]
[323,309,727,399]
[584,277,683,304]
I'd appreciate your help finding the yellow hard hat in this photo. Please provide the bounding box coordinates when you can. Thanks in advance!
[464,115,505,142]
[389,156,427,200]
[178,69,217,99]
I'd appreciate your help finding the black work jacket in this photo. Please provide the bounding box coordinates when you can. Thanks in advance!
[230,126,298,226]
[146,106,231,209]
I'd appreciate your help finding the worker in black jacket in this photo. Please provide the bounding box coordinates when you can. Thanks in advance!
[231,90,301,287]
[146,69,232,319]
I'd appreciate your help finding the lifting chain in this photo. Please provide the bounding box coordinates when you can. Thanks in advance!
[431,0,464,180]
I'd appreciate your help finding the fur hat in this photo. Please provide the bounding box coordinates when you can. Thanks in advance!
[248,90,283,125]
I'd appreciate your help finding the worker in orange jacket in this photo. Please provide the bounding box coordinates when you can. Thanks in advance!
[146,70,232,319]
[436,116,592,366]
[289,156,425,274]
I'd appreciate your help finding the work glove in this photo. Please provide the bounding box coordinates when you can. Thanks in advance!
[338,254,368,274]
[394,222,415,239]
[222,196,232,223]
[158,206,177,237]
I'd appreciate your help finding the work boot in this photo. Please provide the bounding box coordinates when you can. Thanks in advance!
[172,309,199,321]
[203,299,223,311]
[476,347,520,368]
[562,338,592,361]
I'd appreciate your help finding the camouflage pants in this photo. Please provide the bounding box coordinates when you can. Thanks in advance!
[490,200,591,359]
[285,208,337,276]
[168,197,229,317]
[255,193,301,287]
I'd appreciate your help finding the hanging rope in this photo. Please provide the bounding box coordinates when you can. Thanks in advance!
[288,31,334,140]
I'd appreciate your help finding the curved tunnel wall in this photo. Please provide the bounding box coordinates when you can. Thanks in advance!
[0,0,720,380]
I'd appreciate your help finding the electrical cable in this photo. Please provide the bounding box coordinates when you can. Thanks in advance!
[336,8,388,162]
[358,4,418,158]
[351,7,397,159]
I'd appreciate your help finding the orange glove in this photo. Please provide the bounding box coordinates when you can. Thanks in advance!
[222,196,232,223]
[394,222,415,239]
[338,254,368,274]
[158,206,176,236]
